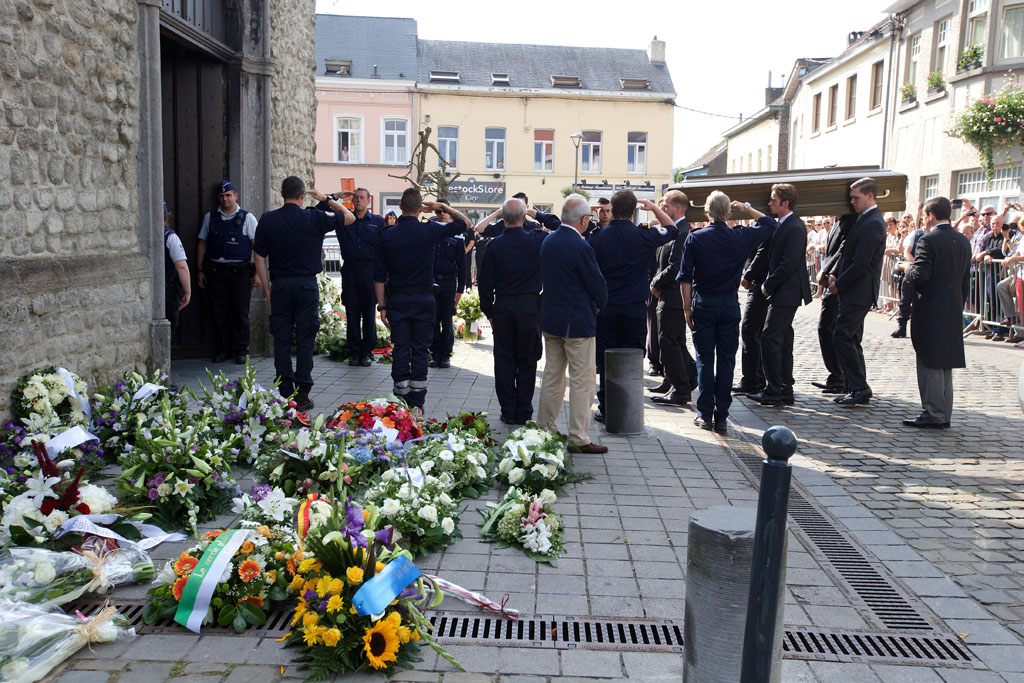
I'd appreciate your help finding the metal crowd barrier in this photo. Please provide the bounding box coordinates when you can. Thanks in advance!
[322,242,343,275]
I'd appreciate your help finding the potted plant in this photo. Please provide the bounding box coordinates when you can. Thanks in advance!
[950,80,1024,181]
[957,43,984,72]
[927,71,945,93]
[900,82,917,103]
[456,290,483,342]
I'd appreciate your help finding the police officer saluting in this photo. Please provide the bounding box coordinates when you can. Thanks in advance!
[429,198,468,369]
[375,189,470,415]
[197,181,259,364]
[254,177,355,411]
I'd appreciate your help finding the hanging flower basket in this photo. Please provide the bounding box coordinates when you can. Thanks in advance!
[950,80,1024,181]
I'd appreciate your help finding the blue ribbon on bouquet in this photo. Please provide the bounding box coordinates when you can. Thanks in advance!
[351,555,422,616]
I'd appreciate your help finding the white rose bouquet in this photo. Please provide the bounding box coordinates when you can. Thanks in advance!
[406,434,492,499]
[496,425,588,493]
[363,464,462,557]
[479,487,563,566]
[0,602,134,682]
[10,366,90,429]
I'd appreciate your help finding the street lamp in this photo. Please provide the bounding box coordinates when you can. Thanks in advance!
[570,132,583,189]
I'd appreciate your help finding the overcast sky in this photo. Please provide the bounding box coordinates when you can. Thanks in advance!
[315,1,890,170]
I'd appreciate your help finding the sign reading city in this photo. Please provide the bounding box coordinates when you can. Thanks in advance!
[444,179,506,204]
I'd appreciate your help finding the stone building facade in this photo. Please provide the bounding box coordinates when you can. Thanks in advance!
[0,0,316,411]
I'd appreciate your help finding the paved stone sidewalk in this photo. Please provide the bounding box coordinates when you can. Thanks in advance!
[50,309,1024,682]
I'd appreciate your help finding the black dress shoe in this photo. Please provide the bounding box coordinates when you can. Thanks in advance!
[594,411,605,424]
[891,324,907,338]
[428,359,439,368]
[359,355,372,367]
[782,393,796,405]
[747,391,784,406]
[647,367,664,377]
[713,419,729,434]
[693,415,713,430]
[902,416,947,429]
[834,388,872,405]
[651,392,690,406]
[234,354,246,365]
[732,384,759,394]
[648,381,672,394]
[500,415,518,425]
[212,353,228,363]
[821,386,846,394]
[348,357,360,367]
[438,359,451,368]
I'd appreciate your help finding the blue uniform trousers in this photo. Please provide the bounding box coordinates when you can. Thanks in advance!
[595,302,646,415]
[431,278,457,361]
[343,260,378,357]
[692,291,741,422]
[269,275,319,397]
[491,296,542,422]
[389,294,434,409]
[207,262,251,355]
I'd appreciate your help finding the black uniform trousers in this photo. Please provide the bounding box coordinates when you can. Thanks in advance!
[817,293,844,388]
[207,262,251,355]
[389,293,434,410]
[833,301,871,393]
[269,275,319,397]
[760,305,797,397]
[342,260,378,358]
[739,288,769,390]
[646,294,662,372]
[431,277,457,361]
[596,303,647,415]
[656,303,697,397]
[897,279,916,323]
[491,295,542,422]
[165,282,181,340]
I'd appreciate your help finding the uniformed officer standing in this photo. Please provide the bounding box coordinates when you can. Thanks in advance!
[587,190,677,423]
[473,192,543,237]
[478,198,559,425]
[197,180,259,363]
[322,187,385,367]
[253,177,355,411]
[374,189,469,414]
[163,203,191,338]
[429,199,468,369]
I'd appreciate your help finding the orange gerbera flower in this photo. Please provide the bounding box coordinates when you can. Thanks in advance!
[239,595,264,608]
[238,559,261,582]
[381,417,395,428]
[172,576,189,601]
[238,541,255,555]
[257,525,272,538]
[340,410,353,421]
[202,529,224,540]
[173,553,198,576]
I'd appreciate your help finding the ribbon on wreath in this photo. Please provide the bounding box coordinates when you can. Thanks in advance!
[174,528,251,633]
[351,555,422,617]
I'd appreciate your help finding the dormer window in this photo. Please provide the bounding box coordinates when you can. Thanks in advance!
[325,59,351,75]
[620,78,651,90]
[429,70,460,83]
[491,73,511,86]
[550,75,581,87]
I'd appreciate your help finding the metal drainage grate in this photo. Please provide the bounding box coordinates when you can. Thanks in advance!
[72,598,293,638]
[783,627,983,669]
[724,432,939,632]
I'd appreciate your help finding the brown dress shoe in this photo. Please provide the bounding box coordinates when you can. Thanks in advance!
[575,442,608,454]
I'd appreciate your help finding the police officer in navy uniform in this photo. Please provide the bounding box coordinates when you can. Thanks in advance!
[197,180,259,363]
[374,189,470,415]
[473,192,543,238]
[319,187,385,367]
[429,199,468,369]
[163,202,191,338]
[253,177,355,411]
[587,190,677,422]
[478,198,559,425]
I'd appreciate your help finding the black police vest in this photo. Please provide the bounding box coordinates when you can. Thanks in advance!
[164,228,179,288]
[206,209,252,261]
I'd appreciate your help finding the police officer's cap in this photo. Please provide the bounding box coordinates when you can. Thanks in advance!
[219,180,237,194]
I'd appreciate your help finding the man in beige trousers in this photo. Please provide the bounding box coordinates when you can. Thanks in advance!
[536,194,609,453]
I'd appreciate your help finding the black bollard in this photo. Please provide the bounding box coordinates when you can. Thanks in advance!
[740,425,798,683]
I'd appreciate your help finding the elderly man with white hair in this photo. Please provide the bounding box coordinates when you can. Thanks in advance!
[677,191,777,432]
[478,197,559,425]
[536,194,609,453]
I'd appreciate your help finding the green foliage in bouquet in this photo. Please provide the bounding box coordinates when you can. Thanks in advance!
[11,366,90,428]
[92,369,186,463]
[456,290,482,324]
[363,466,463,558]
[405,434,492,499]
[496,423,592,493]
[480,487,563,567]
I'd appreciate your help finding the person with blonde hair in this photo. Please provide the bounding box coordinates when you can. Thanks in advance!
[676,191,776,432]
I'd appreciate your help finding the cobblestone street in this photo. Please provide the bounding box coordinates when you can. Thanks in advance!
[53,305,1024,682]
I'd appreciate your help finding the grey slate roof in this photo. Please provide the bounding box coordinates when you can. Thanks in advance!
[417,40,675,94]
[314,15,418,80]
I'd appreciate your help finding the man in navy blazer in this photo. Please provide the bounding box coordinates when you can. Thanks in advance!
[536,193,609,454]
[747,184,813,405]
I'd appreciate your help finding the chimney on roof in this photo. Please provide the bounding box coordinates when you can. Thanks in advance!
[648,36,666,64]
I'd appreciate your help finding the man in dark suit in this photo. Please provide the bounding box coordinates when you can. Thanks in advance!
[733,242,769,394]
[649,190,697,405]
[536,194,609,453]
[827,177,887,405]
[902,197,972,428]
[748,184,813,405]
[811,213,856,394]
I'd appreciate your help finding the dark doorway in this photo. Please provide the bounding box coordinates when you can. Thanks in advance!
[161,36,227,358]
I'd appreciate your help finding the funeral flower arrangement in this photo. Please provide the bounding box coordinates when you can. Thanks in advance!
[496,425,576,492]
[422,411,497,447]
[480,487,563,566]
[10,366,90,428]
[1,418,105,480]
[257,415,355,496]
[326,398,423,443]
[362,465,462,558]
[91,370,183,462]
[406,434,492,499]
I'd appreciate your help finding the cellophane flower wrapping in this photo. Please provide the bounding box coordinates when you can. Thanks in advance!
[0,601,134,683]
[479,487,563,566]
[496,425,572,492]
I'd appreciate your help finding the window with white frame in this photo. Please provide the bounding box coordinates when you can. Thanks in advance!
[484,128,505,170]
[335,116,362,163]
[923,175,939,200]
[437,126,458,169]
[581,131,602,173]
[934,18,950,73]
[906,33,922,86]
[957,164,1022,199]
[627,132,647,174]
[1002,5,1024,59]
[534,129,554,172]
[381,118,408,165]
[967,0,989,49]
[767,144,773,171]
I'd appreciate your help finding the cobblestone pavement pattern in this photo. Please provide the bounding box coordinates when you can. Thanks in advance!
[52,307,1024,682]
